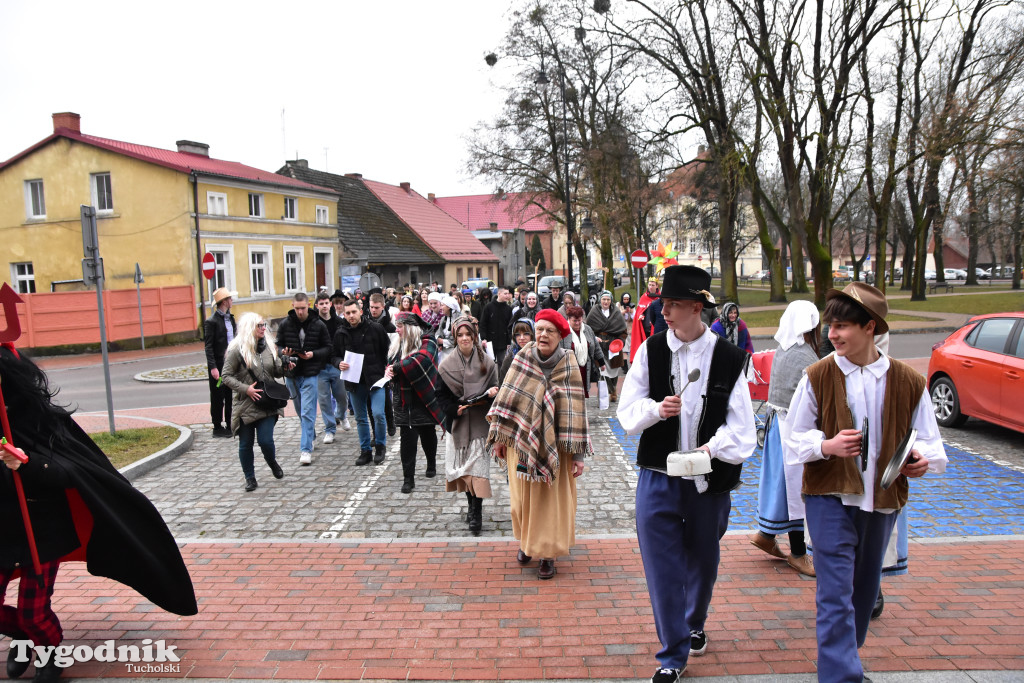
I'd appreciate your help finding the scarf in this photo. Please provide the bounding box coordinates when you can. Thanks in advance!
[438,339,498,450]
[486,342,592,484]
[396,335,445,426]
[508,317,536,358]
[719,303,739,346]
[586,302,627,340]
[570,325,588,365]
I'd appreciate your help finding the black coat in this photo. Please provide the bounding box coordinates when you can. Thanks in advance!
[480,300,512,350]
[203,309,236,371]
[1,414,196,616]
[275,310,331,377]
[367,308,397,334]
[331,319,391,388]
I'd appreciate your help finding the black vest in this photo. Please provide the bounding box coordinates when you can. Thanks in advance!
[637,331,749,494]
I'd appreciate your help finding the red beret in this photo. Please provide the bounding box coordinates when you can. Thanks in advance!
[534,309,570,339]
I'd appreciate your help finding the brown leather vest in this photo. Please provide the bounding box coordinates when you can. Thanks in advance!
[802,356,924,510]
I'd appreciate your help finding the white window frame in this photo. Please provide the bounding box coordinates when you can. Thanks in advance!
[207,191,228,216]
[248,192,264,218]
[204,244,235,301]
[10,262,35,294]
[248,246,273,296]
[315,205,329,225]
[91,172,113,213]
[689,238,698,255]
[24,180,45,219]
[283,196,298,221]
[283,246,304,293]
[313,247,335,293]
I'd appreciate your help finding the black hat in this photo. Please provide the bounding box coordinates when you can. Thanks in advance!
[330,289,347,301]
[394,312,432,330]
[659,265,716,309]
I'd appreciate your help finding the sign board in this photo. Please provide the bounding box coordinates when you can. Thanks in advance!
[201,252,216,280]
[630,250,649,269]
[698,255,703,262]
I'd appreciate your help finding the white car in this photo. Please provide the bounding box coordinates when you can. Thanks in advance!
[943,268,966,280]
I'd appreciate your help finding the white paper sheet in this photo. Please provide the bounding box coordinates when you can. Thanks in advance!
[371,375,390,389]
[340,351,364,382]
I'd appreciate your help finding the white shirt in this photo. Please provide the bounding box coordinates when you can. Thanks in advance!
[617,326,756,466]
[784,351,947,512]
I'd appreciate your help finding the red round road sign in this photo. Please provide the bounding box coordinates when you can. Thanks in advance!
[202,252,216,280]
[698,255,703,262]
[630,250,649,269]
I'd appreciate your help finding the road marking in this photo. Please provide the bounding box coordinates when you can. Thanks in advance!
[943,438,1024,474]
[320,443,400,538]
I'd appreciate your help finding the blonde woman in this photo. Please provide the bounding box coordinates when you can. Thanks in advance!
[221,312,289,492]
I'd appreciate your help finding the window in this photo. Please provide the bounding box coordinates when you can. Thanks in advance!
[283,247,304,292]
[207,192,227,216]
[316,205,329,224]
[211,251,229,291]
[10,263,35,294]
[969,318,1017,355]
[92,173,113,212]
[248,193,263,218]
[249,249,270,295]
[284,197,297,221]
[689,239,698,254]
[24,180,45,219]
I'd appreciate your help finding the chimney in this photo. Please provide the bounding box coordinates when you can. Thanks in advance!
[176,140,210,157]
[345,173,363,179]
[400,182,411,193]
[289,159,308,169]
[52,112,81,134]
[489,222,499,232]
[428,193,436,203]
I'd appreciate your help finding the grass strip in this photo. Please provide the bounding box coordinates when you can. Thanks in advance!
[89,426,181,469]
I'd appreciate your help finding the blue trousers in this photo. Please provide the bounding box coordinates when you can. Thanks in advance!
[286,374,319,453]
[350,383,386,451]
[237,415,278,478]
[805,495,896,683]
[635,468,731,670]
[317,365,348,434]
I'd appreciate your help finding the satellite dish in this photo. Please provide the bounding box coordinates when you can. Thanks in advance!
[358,272,381,292]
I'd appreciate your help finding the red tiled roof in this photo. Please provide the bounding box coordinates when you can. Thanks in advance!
[363,180,497,263]
[433,193,555,233]
[1,128,334,194]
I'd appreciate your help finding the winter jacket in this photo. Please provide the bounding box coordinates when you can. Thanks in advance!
[274,310,331,377]
[221,342,287,433]
[480,300,512,350]
[331,318,390,388]
[203,309,236,372]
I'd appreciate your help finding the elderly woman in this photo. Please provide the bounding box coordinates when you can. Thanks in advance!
[388,312,445,494]
[438,316,499,534]
[487,309,593,580]
[749,300,820,576]
[221,312,288,492]
[561,305,606,398]
[586,290,629,402]
[711,302,754,353]
[500,318,535,384]
[557,290,578,317]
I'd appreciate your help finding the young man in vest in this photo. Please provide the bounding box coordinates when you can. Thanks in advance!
[617,265,756,683]
[785,281,945,683]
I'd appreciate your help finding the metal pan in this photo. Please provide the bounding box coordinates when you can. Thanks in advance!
[880,428,918,490]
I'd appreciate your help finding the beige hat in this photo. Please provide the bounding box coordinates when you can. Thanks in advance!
[212,287,237,305]
[825,281,888,334]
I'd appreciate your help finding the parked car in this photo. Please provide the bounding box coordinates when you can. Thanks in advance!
[462,278,497,297]
[924,269,936,280]
[976,268,991,280]
[927,312,1024,433]
[943,268,967,280]
[613,267,629,286]
[750,269,771,281]
[537,275,565,298]
[892,267,903,280]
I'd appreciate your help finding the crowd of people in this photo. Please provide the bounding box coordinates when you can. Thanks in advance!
[198,271,945,683]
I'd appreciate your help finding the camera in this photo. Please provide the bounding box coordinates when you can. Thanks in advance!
[280,354,299,366]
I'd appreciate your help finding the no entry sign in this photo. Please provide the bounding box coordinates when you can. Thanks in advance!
[201,252,216,280]
[630,250,649,269]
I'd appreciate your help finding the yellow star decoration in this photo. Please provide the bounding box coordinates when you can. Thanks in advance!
[647,242,680,273]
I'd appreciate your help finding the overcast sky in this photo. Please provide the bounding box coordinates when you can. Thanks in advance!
[0,1,515,197]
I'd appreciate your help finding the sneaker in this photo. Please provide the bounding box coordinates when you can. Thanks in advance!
[690,630,707,657]
[341,416,352,431]
[651,668,684,683]
[299,451,312,466]
[323,432,335,444]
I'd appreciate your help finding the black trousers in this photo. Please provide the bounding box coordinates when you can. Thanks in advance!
[399,425,437,481]
[209,374,233,427]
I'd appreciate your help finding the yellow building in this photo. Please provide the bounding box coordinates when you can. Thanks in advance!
[0,112,340,323]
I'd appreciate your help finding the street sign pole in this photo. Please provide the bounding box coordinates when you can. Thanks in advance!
[134,263,145,350]
[630,250,649,312]
[81,205,115,435]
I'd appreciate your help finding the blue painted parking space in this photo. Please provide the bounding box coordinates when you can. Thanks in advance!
[607,416,1024,537]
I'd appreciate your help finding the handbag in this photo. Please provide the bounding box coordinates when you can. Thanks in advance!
[248,357,290,411]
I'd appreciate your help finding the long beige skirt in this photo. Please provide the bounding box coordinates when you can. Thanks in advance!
[505,450,577,559]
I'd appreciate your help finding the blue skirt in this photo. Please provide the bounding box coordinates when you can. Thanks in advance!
[756,414,803,535]
[881,507,909,577]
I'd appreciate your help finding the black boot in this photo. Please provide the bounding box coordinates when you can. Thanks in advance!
[266,458,284,479]
[355,449,373,466]
[7,636,30,679]
[424,454,436,478]
[465,492,473,524]
[244,477,258,492]
[373,443,386,465]
[468,496,483,535]
[871,587,884,620]
[401,478,415,494]
[32,658,61,683]
[400,442,416,493]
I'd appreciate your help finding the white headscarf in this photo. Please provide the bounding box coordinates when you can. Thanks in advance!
[774,300,820,350]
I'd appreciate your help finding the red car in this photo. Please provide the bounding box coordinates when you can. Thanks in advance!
[927,312,1024,433]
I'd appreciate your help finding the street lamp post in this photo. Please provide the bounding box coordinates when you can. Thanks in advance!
[536,66,576,293]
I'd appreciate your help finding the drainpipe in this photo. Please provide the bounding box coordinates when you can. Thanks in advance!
[192,172,207,328]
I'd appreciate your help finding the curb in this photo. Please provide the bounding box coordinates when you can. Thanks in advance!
[117,417,193,483]
[133,364,206,383]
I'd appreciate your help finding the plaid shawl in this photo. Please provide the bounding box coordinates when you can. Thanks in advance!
[395,335,445,426]
[486,342,592,484]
